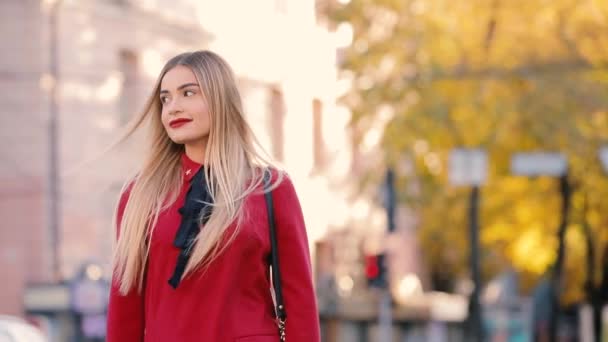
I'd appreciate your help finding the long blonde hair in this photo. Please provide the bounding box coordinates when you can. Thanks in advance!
[113,50,281,294]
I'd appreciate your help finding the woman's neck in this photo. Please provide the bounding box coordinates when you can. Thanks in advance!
[184,141,206,164]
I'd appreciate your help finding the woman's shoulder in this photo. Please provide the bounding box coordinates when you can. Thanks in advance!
[263,168,301,204]
[256,166,291,187]
[246,166,296,202]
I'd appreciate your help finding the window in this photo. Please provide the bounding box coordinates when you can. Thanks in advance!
[275,0,288,13]
[119,50,139,125]
[268,88,285,161]
[312,98,325,169]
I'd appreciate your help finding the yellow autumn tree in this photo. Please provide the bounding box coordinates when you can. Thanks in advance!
[331,0,608,303]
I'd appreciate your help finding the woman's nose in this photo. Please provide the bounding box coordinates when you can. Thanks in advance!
[167,98,183,115]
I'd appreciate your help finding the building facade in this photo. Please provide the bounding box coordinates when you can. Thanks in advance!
[1,1,355,338]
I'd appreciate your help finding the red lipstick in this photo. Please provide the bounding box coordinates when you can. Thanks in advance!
[169,118,192,128]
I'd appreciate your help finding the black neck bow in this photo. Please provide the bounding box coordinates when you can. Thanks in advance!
[168,167,214,289]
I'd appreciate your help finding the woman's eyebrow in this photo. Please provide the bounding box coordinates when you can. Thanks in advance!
[160,83,199,94]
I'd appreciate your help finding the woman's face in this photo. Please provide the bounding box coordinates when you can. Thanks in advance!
[159,65,211,148]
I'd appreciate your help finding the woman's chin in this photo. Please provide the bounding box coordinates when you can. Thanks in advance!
[168,136,206,147]
[167,134,192,145]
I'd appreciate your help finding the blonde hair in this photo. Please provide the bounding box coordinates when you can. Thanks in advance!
[113,50,282,294]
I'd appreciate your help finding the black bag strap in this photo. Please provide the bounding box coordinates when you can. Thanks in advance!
[263,169,287,340]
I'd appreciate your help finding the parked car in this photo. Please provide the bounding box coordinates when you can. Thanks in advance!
[0,315,47,342]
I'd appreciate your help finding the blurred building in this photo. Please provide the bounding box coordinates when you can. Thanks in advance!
[1,1,214,338]
[0,0,361,338]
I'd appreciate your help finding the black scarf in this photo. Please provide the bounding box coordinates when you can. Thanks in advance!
[168,167,213,289]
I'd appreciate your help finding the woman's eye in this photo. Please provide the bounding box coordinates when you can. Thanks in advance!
[160,96,169,104]
[184,90,195,97]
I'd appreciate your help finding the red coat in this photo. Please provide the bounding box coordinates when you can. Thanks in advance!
[107,154,320,342]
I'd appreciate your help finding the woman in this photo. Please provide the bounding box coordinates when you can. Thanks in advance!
[107,50,320,342]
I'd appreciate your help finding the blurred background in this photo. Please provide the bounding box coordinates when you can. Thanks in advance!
[1,0,608,341]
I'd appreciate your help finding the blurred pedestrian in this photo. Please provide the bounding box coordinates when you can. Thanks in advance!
[106,50,320,342]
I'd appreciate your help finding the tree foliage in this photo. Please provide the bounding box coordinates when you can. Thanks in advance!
[331,0,608,303]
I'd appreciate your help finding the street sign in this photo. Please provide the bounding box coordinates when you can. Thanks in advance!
[24,284,71,313]
[511,152,567,177]
[449,149,487,186]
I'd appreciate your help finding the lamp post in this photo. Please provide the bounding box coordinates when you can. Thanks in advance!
[511,152,569,342]
[48,0,63,282]
[449,148,488,342]
[374,168,396,342]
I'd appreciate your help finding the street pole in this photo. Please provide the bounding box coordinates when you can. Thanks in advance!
[378,288,393,341]
[548,174,571,342]
[449,148,487,341]
[510,152,570,342]
[386,168,396,233]
[378,168,396,342]
[468,185,483,342]
[48,0,63,281]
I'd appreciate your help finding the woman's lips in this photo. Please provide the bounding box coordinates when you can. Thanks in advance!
[169,119,192,128]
